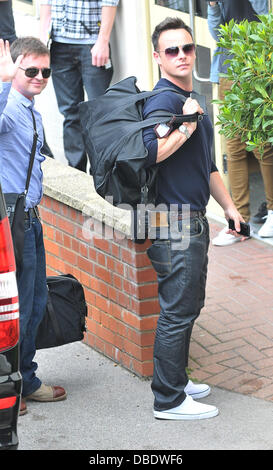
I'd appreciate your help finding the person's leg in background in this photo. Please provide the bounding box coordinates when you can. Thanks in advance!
[80,44,113,174]
[254,145,273,238]
[212,78,267,246]
[50,42,87,172]
[81,44,113,100]
[225,136,250,222]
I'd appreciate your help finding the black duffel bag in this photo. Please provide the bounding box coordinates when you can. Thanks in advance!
[36,274,87,350]
[79,76,205,209]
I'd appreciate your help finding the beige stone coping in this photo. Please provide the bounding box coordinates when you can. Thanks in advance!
[42,157,132,237]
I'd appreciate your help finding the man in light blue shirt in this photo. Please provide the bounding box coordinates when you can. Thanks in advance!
[0,37,66,416]
[0,78,45,211]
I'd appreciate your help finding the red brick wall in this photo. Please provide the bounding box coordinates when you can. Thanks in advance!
[40,195,159,377]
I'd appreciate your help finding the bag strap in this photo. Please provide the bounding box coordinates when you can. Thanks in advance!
[24,107,38,196]
[142,110,201,128]
[138,86,203,128]
[136,86,187,103]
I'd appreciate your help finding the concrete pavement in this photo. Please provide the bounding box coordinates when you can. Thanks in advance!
[17,341,273,450]
[17,224,273,450]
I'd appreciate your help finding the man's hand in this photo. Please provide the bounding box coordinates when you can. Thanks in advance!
[223,206,248,240]
[0,39,23,82]
[209,171,248,241]
[182,97,204,137]
[91,38,109,68]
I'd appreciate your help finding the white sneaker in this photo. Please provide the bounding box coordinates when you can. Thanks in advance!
[258,210,273,238]
[185,379,211,399]
[153,395,219,420]
[212,227,242,246]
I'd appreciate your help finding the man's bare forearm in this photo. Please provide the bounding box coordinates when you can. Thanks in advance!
[39,4,52,45]
[98,6,117,43]
[210,171,244,231]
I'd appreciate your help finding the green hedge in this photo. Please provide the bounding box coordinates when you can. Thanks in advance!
[215,13,273,156]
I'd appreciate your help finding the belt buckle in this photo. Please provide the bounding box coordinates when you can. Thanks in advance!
[150,211,169,228]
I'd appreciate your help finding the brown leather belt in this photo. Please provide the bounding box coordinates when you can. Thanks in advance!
[149,210,206,228]
[24,206,39,219]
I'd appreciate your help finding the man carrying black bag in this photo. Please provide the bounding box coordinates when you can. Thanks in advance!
[142,17,244,420]
[0,37,66,416]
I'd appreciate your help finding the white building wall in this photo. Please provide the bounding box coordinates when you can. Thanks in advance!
[110,0,154,90]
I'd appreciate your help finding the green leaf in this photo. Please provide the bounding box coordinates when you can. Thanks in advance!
[251,98,264,105]
[249,34,265,42]
[254,84,269,99]
[262,119,273,130]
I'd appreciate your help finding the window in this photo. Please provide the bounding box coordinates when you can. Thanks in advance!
[155,0,207,18]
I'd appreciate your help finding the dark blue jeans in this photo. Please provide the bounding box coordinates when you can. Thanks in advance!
[50,41,113,171]
[16,216,48,397]
[147,215,210,411]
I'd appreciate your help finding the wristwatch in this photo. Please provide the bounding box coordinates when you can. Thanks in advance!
[178,124,191,139]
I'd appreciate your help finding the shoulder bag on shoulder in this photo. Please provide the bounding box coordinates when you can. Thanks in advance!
[79,76,205,209]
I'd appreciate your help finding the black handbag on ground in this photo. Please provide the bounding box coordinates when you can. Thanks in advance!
[35,274,87,350]
[3,108,38,269]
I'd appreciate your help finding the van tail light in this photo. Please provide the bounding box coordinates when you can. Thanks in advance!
[0,215,19,352]
[0,272,19,352]
[0,215,16,274]
[0,396,17,410]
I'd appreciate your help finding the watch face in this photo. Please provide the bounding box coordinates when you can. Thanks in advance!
[179,125,188,136]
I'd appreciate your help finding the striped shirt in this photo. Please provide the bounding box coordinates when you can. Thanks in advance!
[40,0,119,43]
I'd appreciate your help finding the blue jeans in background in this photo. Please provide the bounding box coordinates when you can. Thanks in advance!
[147,214,210,411]
[17,215,48,397]
[50,41,113,172]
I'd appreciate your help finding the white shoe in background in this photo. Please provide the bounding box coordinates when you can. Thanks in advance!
[258,210,273,238]
[212,227,242,246]
[212,224,252,246]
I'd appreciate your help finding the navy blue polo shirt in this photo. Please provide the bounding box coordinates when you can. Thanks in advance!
[142,78,218,211]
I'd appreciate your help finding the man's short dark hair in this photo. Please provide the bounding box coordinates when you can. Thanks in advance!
[10,36,50,62]
[152,17,193,51]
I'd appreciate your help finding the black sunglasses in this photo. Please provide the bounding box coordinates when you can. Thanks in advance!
[157,43,195,58]
[19,66,51,79]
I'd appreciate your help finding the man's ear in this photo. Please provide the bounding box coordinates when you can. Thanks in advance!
[153,50,162,67]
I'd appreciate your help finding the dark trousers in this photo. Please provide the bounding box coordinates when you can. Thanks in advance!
[147,215,210,411]
[17,215,48,397]
[50,41,113,172]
